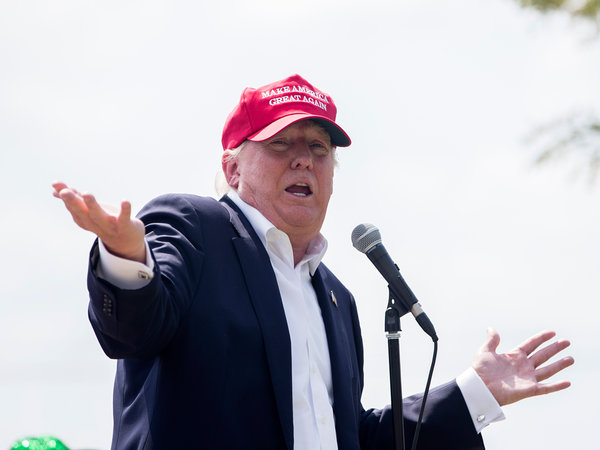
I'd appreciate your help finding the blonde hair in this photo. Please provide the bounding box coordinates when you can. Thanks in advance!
[214,142,246,197]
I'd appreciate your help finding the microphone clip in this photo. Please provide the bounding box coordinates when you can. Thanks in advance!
[385,285,410,334]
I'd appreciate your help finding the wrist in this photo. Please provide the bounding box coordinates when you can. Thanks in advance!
[103,242,146,264]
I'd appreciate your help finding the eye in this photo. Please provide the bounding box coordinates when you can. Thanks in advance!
[268,139,289,152]
[310,141,331,156]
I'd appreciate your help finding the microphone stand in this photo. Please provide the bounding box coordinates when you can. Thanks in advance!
[385,286,410,450]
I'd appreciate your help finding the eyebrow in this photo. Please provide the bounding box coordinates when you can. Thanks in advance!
[307,126,332,143]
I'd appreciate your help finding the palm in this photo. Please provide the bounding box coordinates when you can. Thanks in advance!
[52,181,146,263]
[472,329,573,406]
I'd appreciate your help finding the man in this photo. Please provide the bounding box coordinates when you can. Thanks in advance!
[52,74,573,449]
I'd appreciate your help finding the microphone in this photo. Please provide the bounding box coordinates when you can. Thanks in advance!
[351,223,438,341]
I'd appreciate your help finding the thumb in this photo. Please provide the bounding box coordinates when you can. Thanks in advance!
[480,327,501,354]
[118,200,133,225]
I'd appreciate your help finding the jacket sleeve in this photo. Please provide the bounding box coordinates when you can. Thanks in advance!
[359,381,485,450]
[347,292,484,450]
[86,194,222,359]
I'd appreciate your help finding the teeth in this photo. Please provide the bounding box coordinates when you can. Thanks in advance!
[286,182,311,197]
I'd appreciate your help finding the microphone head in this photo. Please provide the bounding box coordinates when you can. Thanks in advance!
[351,223,382,253]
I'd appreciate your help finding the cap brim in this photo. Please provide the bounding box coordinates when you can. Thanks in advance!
[248,113,351,147]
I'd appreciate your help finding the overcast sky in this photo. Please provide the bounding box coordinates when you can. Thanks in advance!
[1,0,599,448]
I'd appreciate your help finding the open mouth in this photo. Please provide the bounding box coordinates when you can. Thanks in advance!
[285,182,313,197]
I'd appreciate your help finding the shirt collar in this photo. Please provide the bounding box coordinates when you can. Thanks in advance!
[226,190,327,274]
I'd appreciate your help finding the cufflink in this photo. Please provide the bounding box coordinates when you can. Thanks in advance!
[138,270,150,280]
[477,415,486,423]
[330,291,338,308]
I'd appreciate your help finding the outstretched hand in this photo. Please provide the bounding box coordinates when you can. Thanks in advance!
[52,181,146,263]
[472,328,574,406]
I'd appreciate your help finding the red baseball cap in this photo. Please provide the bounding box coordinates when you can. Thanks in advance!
[221,74,351,150]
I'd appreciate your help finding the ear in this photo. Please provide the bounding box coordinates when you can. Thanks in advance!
[222,153,240,189]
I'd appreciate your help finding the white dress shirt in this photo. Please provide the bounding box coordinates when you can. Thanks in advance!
[229,190,338,450]
[96,191,504,448]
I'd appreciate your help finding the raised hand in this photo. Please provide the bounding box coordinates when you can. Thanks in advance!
[472,328,574,406]
[52,181,146,263]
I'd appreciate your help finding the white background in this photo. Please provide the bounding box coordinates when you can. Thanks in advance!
[1,1,598,448]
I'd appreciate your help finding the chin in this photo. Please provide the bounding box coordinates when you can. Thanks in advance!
[287,215,324,233]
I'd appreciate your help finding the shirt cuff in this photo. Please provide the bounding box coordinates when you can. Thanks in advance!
[456,367,505,433]
[96,239,155,290]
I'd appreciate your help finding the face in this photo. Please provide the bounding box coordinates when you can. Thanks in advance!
[223,120,335,241]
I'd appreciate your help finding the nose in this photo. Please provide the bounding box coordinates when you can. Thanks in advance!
[290,143,313,170]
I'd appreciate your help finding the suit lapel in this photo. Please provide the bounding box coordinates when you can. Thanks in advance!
[220,197,294,450]
[312,267,357,449]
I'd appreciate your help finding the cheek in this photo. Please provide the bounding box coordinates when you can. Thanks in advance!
[238,160,267,192]
[242,170,278,200]
[320,166,335,198]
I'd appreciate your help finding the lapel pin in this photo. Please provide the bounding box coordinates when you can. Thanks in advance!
[330,290,338,308]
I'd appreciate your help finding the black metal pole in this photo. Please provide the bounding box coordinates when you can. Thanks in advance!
[385,295,405,450]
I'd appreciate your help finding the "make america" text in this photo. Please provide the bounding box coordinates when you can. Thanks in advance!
[260,85,330,111]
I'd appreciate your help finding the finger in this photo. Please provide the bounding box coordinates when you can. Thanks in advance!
[55,185,84,203]
[58,188,88,215]
[83,193,116,231]
[517,330,556,356]
[479,327,500,353]
[529,339,571,368]
[535,356,575,382]
[53,183,76,200]
[52,181,68,198]
[59,191,98,231]
[118,200,132,225]
[532,380,572,397]
[55,183,83,197]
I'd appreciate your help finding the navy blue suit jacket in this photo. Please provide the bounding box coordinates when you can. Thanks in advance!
[87,194,484,450]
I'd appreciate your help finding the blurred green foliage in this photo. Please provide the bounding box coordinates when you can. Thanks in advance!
[516,0,600,181]
[527,113,600,183]
[518,0,600,22]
